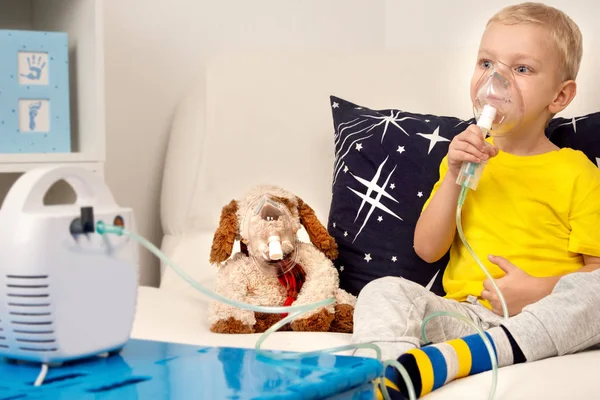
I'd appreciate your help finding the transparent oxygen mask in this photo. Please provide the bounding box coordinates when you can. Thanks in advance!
[457,61,525,189]
[241,195,300,278]
[472,60,525,137]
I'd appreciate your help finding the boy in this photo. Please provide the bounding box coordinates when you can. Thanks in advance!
[351,2,600,398]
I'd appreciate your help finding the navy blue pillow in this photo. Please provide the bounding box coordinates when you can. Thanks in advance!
[547,112,600,169]
[327,96,475,296]
[327,96,600,298]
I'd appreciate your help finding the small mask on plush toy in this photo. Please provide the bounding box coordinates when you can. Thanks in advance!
[241,195,300,277]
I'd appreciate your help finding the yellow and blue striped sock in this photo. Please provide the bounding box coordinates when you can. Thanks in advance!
[377,325,526,399]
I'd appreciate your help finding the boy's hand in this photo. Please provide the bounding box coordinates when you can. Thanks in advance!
[481,255,555,317]
[447,125,498,179]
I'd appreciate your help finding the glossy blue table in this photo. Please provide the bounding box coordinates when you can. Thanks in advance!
[0,339,383,399]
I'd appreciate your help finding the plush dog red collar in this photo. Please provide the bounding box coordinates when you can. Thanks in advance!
[240,242,306,317]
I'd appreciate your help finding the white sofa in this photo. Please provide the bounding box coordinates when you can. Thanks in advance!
[131,52,600,399]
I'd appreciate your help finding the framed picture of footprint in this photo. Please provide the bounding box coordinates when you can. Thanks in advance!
[0,30,71,153]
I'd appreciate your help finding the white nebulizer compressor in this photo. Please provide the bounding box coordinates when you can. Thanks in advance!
[0,166,138,364]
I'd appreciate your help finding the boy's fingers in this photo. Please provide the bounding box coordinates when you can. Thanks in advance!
[462,131,487,152]
[481,289,493,301]
[465,126,485,141]
[465,124,483,138]
[485,143,499,157]
[454,141,488,160]
[482,278,495,292]
[454,150,481,164]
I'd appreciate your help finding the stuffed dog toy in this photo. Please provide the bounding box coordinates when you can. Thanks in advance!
[208,185,356,334]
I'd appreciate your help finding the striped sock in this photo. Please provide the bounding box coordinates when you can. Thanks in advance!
[377,325,526,399]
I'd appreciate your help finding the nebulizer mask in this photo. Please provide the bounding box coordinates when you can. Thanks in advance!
[241,195,300,278]
[457,60,525,190]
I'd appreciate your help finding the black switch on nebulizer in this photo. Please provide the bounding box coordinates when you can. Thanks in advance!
[80,207,94,233]
[70,206,95,235]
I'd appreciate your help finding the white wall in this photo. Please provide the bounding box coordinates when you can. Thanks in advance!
[103,0,386,286]
[103,0,599,286]
[385,0,600,116]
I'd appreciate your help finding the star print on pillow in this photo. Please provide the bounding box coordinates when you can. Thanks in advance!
[327,96,475,296]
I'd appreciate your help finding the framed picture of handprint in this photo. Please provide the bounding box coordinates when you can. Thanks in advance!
[0,29,71,153]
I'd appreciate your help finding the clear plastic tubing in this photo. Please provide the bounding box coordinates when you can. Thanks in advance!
[96,212,502,400]
[457,184,509,321]
[455,103,509,322]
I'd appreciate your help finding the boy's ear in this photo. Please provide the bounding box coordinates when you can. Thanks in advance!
[548,80,577,115]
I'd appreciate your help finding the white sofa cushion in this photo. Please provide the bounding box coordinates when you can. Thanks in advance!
[159,52,480,287]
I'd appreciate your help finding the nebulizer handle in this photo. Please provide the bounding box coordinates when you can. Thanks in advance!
[456,104,496,190]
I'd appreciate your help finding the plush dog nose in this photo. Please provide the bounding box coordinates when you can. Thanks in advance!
[268,235,283,260]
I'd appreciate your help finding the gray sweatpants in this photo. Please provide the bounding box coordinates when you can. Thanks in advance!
[351,270,600,362]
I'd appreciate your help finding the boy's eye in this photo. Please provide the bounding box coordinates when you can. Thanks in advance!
[515,65,531,74]
[479,59,492,69]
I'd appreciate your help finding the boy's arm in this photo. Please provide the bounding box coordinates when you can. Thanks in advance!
[414,126,497,263]
[577,256,600,272]
[537,256,600,292]
[527,256,600,308]
[414,158,461,263]
[482,255,600,317]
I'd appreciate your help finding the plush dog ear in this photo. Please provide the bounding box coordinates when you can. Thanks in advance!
[209,199,239,264]
[296,197,339,260]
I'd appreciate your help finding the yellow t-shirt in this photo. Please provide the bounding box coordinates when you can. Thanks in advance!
[423,142,600,307]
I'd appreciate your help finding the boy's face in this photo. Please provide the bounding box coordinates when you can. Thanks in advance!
[471,22,564,131]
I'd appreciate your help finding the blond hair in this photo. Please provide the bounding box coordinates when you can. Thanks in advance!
[488,2,583,81]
